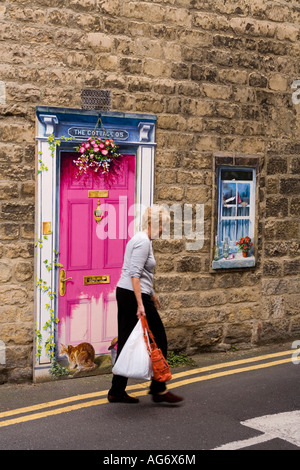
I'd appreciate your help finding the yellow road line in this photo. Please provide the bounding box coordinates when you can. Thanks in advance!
[0,349,293,420]
[0,398,109,428]
[0,390,108,419]
[131,357,293,397]
[0,354,294,429]
[166,357,293,390]
[170,349,295,380]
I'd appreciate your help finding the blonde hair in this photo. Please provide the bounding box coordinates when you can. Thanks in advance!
[141,205,170,231]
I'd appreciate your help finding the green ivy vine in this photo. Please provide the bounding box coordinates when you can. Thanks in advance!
[35,133,75,359]
[37,134,75,176]
[35,247,60,360]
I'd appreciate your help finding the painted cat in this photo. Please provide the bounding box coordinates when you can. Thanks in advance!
[60,342,97,376]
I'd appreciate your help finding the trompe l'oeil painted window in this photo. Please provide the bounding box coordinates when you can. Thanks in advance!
[212,167,256,270]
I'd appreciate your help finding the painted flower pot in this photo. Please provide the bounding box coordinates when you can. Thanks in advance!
[242,251,249,257]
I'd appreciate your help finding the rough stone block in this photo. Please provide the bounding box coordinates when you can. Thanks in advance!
[0,182,19,199]
[290,197,300,216]
[123,2,165,23]
[256,319,290,345]
[225,323,252,344]
[1,202,34,222]
[268,73,288,91]
[267,157,287,175]
[265,196,288,218]
[0,81,5,105]
[176,256,201,273]
[277,23,300,42]
[165,7,192,28]
[283,259,300,276]
[280,177,300,196]
[86,32,113,52]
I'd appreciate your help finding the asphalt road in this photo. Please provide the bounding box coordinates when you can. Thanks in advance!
[0,342,299,455]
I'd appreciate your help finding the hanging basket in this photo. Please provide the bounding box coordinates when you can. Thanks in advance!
[73,117,121,179]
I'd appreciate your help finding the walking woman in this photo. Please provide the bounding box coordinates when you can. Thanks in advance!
[108,205,183,404]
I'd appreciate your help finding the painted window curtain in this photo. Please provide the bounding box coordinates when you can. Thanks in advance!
[218,168,255,248]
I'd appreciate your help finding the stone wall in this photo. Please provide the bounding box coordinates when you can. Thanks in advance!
[0,0,299,382]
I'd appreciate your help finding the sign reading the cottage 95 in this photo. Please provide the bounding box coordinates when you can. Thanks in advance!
[68,127,129,141]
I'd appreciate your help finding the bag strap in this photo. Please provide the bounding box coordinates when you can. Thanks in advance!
[140,316,156,353]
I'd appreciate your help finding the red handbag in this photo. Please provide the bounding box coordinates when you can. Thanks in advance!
[141,316,172,382]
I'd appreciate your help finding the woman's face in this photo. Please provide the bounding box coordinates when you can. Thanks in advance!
[149,218,163,239]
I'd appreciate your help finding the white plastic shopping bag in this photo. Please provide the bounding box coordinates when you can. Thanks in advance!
[112,319,152,380]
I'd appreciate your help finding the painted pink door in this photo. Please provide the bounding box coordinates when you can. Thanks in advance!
[58,152,135,355]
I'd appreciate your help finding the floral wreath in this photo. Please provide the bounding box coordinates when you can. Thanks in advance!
[73,118,121,179]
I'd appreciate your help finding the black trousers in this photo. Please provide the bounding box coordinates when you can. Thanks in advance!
[108,287,168,396]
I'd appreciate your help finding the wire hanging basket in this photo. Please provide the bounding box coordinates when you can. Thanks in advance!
[73,117,121,180]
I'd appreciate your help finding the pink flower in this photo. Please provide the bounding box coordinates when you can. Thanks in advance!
[105,139,110,146]
[91,140,96,146]
[80,147,85,153]
[93,146,99,153]
[99,142,105,149]
[110,142,115,148]
[101,149,108,156]
[84,143,90,149]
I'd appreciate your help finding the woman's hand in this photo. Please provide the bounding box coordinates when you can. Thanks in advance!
[131,277,146,319]
[151,293,161,310]
[137,302,146,319]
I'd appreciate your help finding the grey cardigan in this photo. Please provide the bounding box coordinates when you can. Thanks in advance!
[117,231,156,296]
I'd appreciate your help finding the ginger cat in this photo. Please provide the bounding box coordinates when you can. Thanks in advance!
[60,342,97,376]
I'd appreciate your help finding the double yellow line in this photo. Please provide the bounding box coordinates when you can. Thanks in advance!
[0,349,295,428]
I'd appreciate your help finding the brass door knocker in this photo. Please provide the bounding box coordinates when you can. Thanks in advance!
[94,199,103,223]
